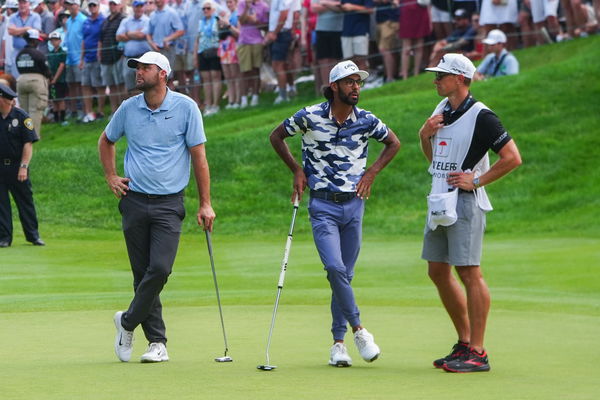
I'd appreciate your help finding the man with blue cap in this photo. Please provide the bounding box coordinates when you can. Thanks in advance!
[0,83,45,248]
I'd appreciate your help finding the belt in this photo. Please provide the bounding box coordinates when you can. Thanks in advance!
[310,190,356,203]
[128,190,184,199]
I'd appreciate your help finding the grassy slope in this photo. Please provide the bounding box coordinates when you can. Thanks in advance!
[28,36,600,237]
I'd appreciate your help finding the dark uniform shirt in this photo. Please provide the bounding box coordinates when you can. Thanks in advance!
[0,107,39,163]
[16,45,51,77]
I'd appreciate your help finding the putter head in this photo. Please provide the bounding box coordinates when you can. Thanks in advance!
[257,365,277,371]
[215,356,233,362]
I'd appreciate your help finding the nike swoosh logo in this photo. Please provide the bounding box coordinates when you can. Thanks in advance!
[119,334,123,346]
[165,116,174,119]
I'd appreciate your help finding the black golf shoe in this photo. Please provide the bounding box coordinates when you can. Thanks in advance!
[433,341,469,368]
[443,348,491,373]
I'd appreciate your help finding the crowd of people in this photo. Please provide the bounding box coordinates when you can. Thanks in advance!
[0,0,598,131]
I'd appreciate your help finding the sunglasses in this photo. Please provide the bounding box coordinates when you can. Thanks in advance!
[339,78,364,87]
[202,6,212,10]
[435,72,453,81]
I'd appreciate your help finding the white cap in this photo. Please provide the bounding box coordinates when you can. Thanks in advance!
[30,0,42,8]
[127,51,172,77]
[329,60,369,84]
[87,0,99,4]
[3,0,19,8]
[49,31,61,40]
[482,29,507,45]
[425,53,476,79]
[109,0,122,4]
[26,29,42,41]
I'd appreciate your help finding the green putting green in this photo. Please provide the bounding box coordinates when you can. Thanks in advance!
[1,235,599,399]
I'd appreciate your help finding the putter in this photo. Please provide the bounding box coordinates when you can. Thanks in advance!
[205,230,233,363]
[257,195,300,371]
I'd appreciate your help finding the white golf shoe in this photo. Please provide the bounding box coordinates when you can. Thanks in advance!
[114,311,134,362]
[354,328,380,362]
[140,342,169,363]
[329,343,352,367]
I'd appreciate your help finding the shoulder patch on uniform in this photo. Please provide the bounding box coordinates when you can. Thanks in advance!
[24,118,34,131]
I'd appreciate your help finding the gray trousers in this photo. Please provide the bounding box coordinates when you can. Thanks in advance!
[118,191,185,344]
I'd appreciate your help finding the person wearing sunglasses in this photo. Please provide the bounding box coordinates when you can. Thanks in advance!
[419,54,522,373]
[270,60,400,368]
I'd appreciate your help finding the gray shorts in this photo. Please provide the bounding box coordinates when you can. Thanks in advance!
[101,60,124,86]
[65,65,82,83]
[123,66,136,91]
[82,61,103,87]
[421,191,486,266]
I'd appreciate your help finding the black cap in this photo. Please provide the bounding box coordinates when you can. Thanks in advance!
[454,9,470,19]
[0,83,17,100]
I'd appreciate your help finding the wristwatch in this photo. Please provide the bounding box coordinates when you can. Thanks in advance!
[473,177,481,189]
[20,163,29,169]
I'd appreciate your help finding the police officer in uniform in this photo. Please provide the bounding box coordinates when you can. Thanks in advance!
[16,29,51,136]
[0,83,45,248]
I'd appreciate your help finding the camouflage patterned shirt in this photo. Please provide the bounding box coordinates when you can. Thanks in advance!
[283,101,388,192]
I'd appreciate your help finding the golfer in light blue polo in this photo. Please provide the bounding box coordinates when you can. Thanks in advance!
[270,60,401,367]
[98,51,215,364]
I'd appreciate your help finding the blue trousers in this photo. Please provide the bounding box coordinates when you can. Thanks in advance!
[308,196,364,341]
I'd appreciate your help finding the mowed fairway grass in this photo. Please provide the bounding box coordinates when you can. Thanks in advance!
[1,234,599,400]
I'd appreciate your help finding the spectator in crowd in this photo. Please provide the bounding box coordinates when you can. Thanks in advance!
[16,29,50,135]
[310,0,343,94]
[144,0,156,15]
[218,0,242,109]
[64,0,87,120]
[171,0,193,96]
[518,0,538,48]
[48,8,69,52]
[465,11,485,60]
[300,0,318,94]
[80,0,106,123]
[47,0,62,18]
[560,0,597,39]
[147,0,184,83]
[237,0,269,108]
[265,0,295,105]
[285,0,301,98]
[8,0,42,78]
[530,0,561,44]
[339,0,374,71]
[429,9,477,67]
[1,1,20,74]
[47,30,68,125]
[474,29,519,80]
[374,0,400,83]
[184,0,203,104]
[31,0,55,56]
[398,0,431,80]
[479,0,519,50]
[431,0,453,41]
[194,0,222,116]
[116,0,151,97]
[100,0,126,116]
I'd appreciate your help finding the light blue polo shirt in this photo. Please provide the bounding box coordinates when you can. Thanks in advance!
[9,12,42,53]
[65,13,88,65]
[116,15,152,57]
[148,7,184,48]
[105,89,206,195]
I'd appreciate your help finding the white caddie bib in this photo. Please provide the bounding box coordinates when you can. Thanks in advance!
[426,100,493,230]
